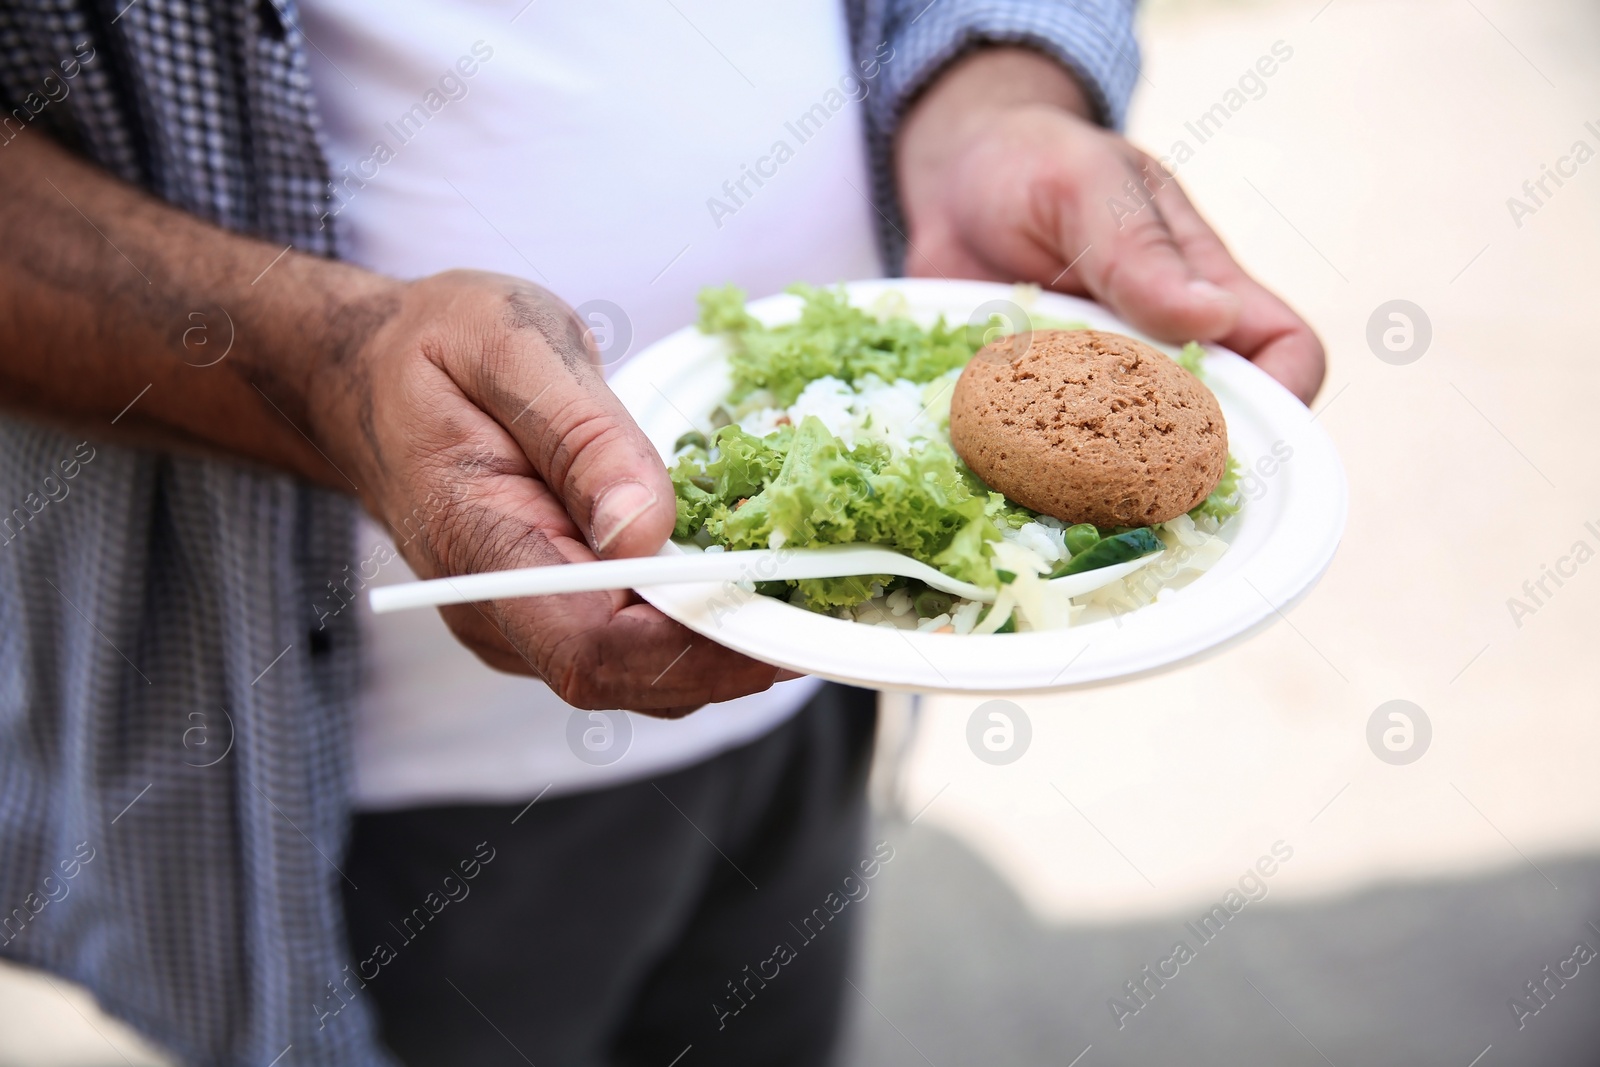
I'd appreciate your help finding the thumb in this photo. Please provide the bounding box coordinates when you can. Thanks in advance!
[537,372,676,559]
[1075,169,1241,343]
[471,295,676,560]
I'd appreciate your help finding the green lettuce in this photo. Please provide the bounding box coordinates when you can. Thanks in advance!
[676,416,1008,609]
[677,285,1239,614]
[1190,454,1243,524]
[699,283,987,406]
[1176,340,1207,377]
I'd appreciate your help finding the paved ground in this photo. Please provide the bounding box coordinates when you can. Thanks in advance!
[6,0,1598,1064]
[844,820,1600,1067]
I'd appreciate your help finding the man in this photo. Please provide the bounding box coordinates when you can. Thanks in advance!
[0,1,1322,1064]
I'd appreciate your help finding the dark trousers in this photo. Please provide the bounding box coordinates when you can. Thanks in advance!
[341,684,878,1067]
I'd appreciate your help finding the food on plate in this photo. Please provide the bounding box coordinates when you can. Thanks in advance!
[668,284,1242,633]
[948,329,1228,528]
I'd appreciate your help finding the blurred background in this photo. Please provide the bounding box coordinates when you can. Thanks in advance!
[5,0,1598,1063]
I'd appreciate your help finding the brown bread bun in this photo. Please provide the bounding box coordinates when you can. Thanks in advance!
[949,329,1227,527]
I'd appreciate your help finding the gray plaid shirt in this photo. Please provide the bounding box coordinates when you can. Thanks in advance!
[0,2,1136,1063]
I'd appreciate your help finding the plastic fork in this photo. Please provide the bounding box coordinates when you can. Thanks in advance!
[369,542,1161,614]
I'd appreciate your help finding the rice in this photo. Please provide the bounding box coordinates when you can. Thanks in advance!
[1003,520,1068,565]
[951,600,984,634]
[738,371,959,458]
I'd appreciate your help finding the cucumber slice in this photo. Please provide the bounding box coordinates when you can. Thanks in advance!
[1050,528,1162,578]
[1063,523,1101,556]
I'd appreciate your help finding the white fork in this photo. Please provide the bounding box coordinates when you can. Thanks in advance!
[369,542,1160,614]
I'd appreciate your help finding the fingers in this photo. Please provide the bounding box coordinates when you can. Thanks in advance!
[1152,181,1327,404]
[1046,148,1324,405]
[1235,323,1326,406]
[900,107,1324,402]
[535,602,785,712]
[367,272,791,712]
[448,584,786,711]
[433,500,787,709]
[410,394,783,711]
[1069,157,1241,343]
[456,280,677,560]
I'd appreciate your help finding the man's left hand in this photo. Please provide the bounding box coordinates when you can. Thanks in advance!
[896,47,1325,404]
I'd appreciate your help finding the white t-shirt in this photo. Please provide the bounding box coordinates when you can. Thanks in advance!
[301,0,883,809]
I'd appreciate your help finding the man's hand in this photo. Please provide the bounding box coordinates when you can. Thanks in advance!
[896,48,1326,404]
[311,271,786,713]
[0,132,783,715]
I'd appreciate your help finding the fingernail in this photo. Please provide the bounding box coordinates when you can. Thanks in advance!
[1188,279,1236,305]
[592,480,657,553]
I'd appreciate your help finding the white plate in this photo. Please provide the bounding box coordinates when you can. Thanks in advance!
[607,279,1347,693]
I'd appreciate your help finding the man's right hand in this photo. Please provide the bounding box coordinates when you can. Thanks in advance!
[312,270,786,713]
[0,133,785,715]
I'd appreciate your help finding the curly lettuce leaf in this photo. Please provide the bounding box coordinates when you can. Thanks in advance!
[700,284,986,406]
[673,416,1003,609]
[1190,454,1243,524]
[1176,341,1207,377]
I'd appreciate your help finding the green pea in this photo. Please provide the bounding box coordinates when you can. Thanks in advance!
[1064,523,1101,556]
[913,589,954,618]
